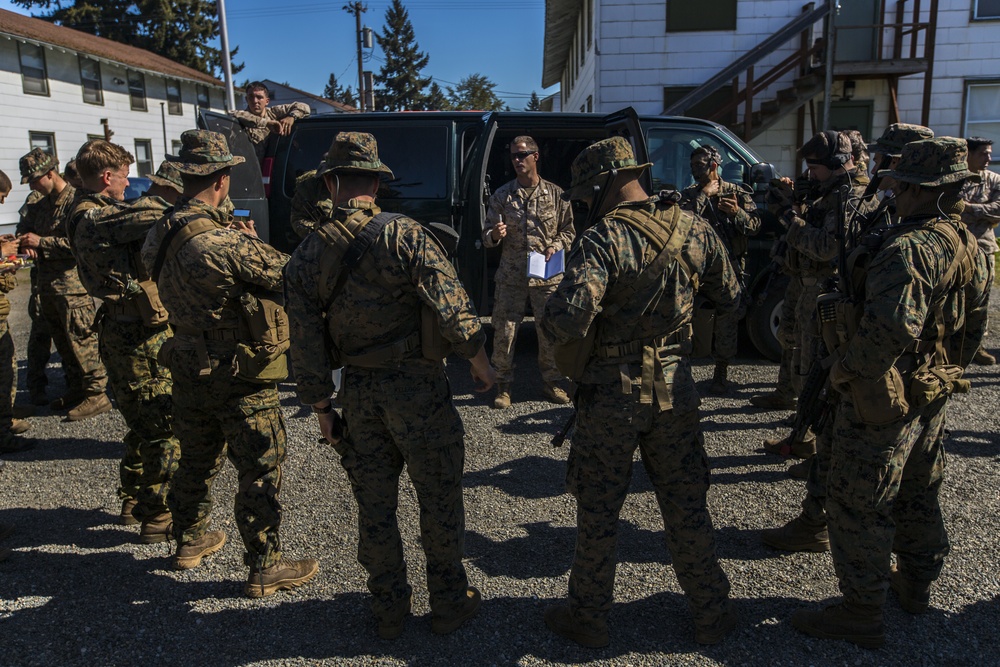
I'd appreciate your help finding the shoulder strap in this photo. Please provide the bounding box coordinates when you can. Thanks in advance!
[152,218,221,281]
[316,211,407,308]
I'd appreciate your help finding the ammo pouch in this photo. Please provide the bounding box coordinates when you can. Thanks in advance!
[235,293,290,383]
[134,280,169,327]
[690,297,714,358]
[0,273,17,294]
[156,336,178,368]
[420,303,452,362]
[554,324,598,381]
[848,367,910,426]
[910,364,968,409]
[0,295,9,319]
[818,294,860,355]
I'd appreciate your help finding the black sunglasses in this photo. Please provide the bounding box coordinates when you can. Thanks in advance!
[511,151,537,161]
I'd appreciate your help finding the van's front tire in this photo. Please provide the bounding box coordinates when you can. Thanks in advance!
[746,274,787,362]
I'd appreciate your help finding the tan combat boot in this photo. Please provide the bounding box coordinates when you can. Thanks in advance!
[890,564,931,614]
[138,512,173,544]
[119,498,140,526]
[245,557,320,598]
[974,347,996,365]
[431,586,482,634]
[542,381,571,404]
[760,516,829,552]
[790,602,885,649]
[49,391,85,412]
[377,595,412,640]
[762,432,816,458]
[9,419,31,435]
[708,362,731,395]
[174,530,226,570]
[544,603,610,648]
[493,383,511,410]
[67,393,112,421]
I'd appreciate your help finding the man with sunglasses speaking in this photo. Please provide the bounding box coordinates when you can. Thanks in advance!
[482,137,576,409]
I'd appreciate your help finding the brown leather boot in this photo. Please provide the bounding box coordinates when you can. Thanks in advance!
[67,393,112,421]
[790,602,885,649]
[431,586,482,634]
[139,512,173,544]
[493,383,511,410]
[245,557,319,598]
[544,603,609,648]
[760,516,829,552]
[174,530,226,570]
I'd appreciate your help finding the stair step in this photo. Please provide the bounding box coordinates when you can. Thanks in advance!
[777,87,798,102]
[761,99,781,114]
[794,72,822,90]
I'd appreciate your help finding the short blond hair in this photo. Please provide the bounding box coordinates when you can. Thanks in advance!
[0,169,10,194]
[74,140,134,181]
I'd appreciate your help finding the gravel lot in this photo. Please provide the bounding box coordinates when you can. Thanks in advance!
[1,274,998,667]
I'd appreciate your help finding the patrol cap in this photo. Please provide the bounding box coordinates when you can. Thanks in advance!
[318,132,394,179]
[147,160,184,193]
[562,137,652,201]
[166,130,245,176]
[879,137,980,187]
[867,123,934,158]
[19,148,58,184]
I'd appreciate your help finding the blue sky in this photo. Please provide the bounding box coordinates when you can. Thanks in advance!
[0,0,558,108]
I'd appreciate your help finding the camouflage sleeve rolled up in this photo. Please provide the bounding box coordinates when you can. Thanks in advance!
[290,171,333,239]
[284,233,334,404]
[269,102,310,120]
[724,181,761,237]
[16,191,44,235]
[784,189,840,263]
[685,216,741,316]
[841,226,952,379]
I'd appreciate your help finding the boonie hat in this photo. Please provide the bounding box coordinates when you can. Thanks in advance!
[879,137,980,187]
[562,137,652,201]
[19,148,58,184]
[148,160,184,193]
[867,123,935,158]
[318,132,394,179]
[166,130,245,176]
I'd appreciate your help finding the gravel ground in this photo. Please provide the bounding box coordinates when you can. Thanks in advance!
[1,273,998,667]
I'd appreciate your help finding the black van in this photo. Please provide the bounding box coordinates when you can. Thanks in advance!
[201,107,787,360]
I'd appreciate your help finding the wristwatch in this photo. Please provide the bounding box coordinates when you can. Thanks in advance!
[312,401,334,414]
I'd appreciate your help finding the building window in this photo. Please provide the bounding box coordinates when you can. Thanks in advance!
[964,82,1000,150]
[79,57,103,105]
[28,132,56,158]
[18,42,49,96]
[166,79,182,115]
[666,0,737,32]
[587,95,593,112]
[171,140,183,155]
[197,85,211,110]
[974,0,1000,19]
[134,140,153,177]
[586,0,593,48]
[128,71,147,111]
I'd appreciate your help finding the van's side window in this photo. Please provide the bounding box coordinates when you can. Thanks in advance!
[646,128,748,193]
[284,126,449,200]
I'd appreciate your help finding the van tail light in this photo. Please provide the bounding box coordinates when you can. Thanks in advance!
[261,157,274,197]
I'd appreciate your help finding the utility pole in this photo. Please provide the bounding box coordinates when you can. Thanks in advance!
[217,0,236,111]
[343,2,367,112]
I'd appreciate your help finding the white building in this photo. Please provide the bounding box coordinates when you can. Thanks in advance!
[543,0,1000,175]
[0,8,226,232]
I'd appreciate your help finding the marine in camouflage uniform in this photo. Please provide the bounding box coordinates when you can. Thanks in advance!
[540,137,739,648]
[960,136,1000,365]
[228,82,309,162]
[285,132,496,639]
[679,145,759,393]
[791,138,989,649]
[289,168,333,239]
[0,211,33,454]
[142,130,317,596]
[482,136,575,408]
[69,148,180,535]
[15,190,53,407]
[17,149,107,417]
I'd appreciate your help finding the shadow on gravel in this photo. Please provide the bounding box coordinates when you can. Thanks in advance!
[2,436,120,462]
[465,455,565,499]
[941,429,999,458]
[0,506,145,551]
[495,406,572,436]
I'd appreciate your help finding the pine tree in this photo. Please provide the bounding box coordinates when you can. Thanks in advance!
[422,82,451,111]
[324,73,356,107]
[525,91,542,111]
[12,0,243,77]
[447,74,505,111]
[374,0,431,111]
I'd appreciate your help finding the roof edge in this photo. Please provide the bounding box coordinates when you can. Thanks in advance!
[542,0,583,88]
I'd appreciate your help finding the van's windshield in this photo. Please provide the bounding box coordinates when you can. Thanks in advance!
[282,125,450,200]
[646,127,751,192]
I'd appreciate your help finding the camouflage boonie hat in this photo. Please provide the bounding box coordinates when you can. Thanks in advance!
[879,137,980,187]
[19,148,58,184]
[867,123,935,158]
[318,132,394,179]
[562,137,652,201]
[147,160,183,193]
[166,130,245,176]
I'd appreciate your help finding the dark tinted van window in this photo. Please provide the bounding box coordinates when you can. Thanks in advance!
[282,125,449,200]
[646,127,750,192]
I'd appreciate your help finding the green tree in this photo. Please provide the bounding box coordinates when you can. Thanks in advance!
[447,74,505,111]
[421,82,451,111]
[324,73,356,107]
[12,0,243,77]
[525,91,542,111]
[373,0,430,111]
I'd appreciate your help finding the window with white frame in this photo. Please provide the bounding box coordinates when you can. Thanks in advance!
[974,0,1000,19]
[171,140,183,155]
[29,132,56,158]
[197,85,211,110]
[128,71,147,111]
[79,57,103,105]
[964,82,1000,152]
[134,140,154,177]
[166,79,182,115]
[18,42,48,96]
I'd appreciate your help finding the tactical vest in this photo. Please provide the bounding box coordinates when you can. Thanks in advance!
[553,200,698,410]
[315,209,451,369]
